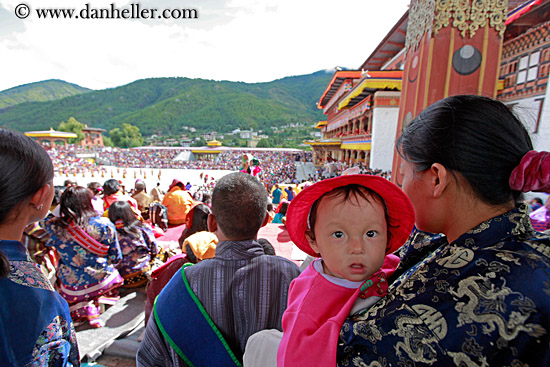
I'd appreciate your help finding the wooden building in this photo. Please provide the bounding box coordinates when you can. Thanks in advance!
[81,126,106,148]
[310,0,550,169]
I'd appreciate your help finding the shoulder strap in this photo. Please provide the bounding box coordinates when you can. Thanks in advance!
[154,264,242,367]
[67,221,109,256]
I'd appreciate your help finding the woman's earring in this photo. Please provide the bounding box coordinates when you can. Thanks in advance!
[37,204,44,211]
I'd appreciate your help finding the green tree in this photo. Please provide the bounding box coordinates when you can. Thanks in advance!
[256,138,271,148]
[191,137,206,147]
[58,117,85,143]
[102,136,114,147]
[110,123,144,148]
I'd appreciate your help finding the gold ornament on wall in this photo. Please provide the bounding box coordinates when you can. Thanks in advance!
[406,0,507,52]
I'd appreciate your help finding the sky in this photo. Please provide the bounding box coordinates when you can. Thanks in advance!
[0,0,411,91]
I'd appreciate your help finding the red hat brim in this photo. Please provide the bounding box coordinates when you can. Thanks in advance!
[286,174,415,257]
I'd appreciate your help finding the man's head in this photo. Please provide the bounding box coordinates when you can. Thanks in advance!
[135,180,146,193]
[211,172,268,240]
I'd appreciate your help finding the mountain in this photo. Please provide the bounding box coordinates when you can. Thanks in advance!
[0,71,332,135]
[0,80,91,109]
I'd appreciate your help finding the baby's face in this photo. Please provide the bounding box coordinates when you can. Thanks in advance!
[308,193,387,282]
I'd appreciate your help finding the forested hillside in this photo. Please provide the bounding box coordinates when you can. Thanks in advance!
[0,80,91,109]
[0,71,331,135]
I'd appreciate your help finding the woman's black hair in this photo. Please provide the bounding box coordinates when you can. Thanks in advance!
[102,179,120,196]
[59,186,98,228]
[108,200,142,238]
[87,182,102,196]
[397,95,533,206]
[0,129,54,278]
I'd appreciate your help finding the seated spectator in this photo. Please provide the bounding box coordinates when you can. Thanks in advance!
[108,201,158,288]
[178,203,211,248]
[272,201,289,224]
[266,202,275,223]
[45,186,124,328]
[0,128,79,366]
[145,203,214,325]
[182,231,218,264]
[151,182,164,202]
[529,197,544,212]
[162,179,195,226]
[138,172,301,366]
[87,181,104,215]
[102,178,138,212]
[132,179,153,219]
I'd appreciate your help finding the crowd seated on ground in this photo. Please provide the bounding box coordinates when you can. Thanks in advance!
[4,98,550,366]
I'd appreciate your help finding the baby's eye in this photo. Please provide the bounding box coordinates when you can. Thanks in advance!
[331,231,345,239]
[366,230,377,238]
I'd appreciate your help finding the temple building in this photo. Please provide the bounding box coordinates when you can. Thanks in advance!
[309,0,550,169]
[81,126,106,148]
[25,128,78,147]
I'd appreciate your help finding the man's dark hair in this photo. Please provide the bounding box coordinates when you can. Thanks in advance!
[212,172,267,240]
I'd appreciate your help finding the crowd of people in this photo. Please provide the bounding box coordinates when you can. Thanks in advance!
[46,146,311,188]
[1,95,550,367]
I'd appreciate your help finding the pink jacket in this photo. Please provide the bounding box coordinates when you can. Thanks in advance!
[278,255,399,367]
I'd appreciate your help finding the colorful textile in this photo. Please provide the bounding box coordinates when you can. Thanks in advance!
[530,205,550,232]
[22,221,58,283]
[45,216,124,321]
[103,191,139,211]
[161,186,195,225]
[145,254,189,326]
[154,264,241,366]
[182,231,217,261]
[133,191,153,214]
[271,213,285,224]
[278,255,399,367]
[0,240,80,366]
[137,240,301,365]
[338,205,550,366]
[67,221,110,256]
[116,225,158,285]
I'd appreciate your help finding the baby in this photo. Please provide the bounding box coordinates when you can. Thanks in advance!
[278,174,414,367]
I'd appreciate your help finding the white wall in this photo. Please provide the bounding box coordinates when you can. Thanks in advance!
[370,91,400,171]
[534,79,550,152]
[505,89,550,152]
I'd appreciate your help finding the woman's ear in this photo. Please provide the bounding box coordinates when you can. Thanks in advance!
[429,163,449,199]
[30,183,52,210]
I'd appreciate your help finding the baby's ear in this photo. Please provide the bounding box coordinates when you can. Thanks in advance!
[305,230,320,254]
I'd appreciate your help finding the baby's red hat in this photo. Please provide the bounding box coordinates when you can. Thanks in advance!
[286,174,415,257]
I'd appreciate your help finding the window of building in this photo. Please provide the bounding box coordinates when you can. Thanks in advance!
[517,51,540,84]
[527,51,540,81]
[517,56,528,84]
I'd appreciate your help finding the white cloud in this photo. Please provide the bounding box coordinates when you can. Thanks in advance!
[0,0,410,90]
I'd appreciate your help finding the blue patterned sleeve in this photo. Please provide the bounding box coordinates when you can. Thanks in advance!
[142,226,158,258]
[95,218,122,265]
[29,313,81,367]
